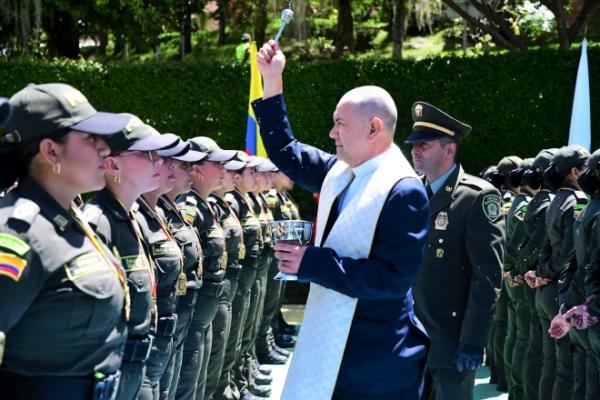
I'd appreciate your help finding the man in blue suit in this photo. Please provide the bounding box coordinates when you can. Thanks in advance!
[250,40,430,400]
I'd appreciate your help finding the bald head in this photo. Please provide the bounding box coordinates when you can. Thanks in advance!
[338,86,397,138]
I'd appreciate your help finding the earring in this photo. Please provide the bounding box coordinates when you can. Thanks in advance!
[114,175,121,184]
[52,163,62,175]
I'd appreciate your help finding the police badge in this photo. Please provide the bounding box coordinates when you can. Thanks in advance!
[482,194,502,222]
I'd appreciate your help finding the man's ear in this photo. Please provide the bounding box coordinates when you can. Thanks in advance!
[368,117,383,141]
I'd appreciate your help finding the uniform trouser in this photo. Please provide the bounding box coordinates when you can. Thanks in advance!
[537,281,574,400]
[226,261,258,395]
[570,326,600,399]
[257,256,283,356]
[589,326,600,385]
[205,277,235,400]
[174,281,221,400]
[490,283,509,386]
[116,360,145,400]
[161,289,198,400]
[236,277,263,388]
[250,250,272,357]
[522,285,543,400]
[139,334,174,400]
[0,370,98,400]
[428,367,476,400]
[504,284,529,400]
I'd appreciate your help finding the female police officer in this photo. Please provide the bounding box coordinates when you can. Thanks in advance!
[83,119,176,400]
[0,83,130,399]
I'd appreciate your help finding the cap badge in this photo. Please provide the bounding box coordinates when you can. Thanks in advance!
[125,117,144,133]
[415,104,423,117]
[63,90,88,108]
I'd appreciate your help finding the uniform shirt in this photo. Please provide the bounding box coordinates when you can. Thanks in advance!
[515,190,553,276]
[505,191,533,273]
[84,189,154,338]
[158,196,203,291]
[427,164,457,195]
[227,190,262,268]
[0,179,126,376]
[211,195,244,272]
[135,198,183,316]
[584,197,600,315]
[177,191,226,282]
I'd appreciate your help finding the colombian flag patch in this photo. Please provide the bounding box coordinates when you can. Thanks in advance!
[0,253,27,281]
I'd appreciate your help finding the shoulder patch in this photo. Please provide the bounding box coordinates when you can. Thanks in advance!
[0,232,30,257]
[0,252,27,281]
[185,196,198,207]
[482,194,502,222]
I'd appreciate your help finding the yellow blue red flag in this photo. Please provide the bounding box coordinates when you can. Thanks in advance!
[245,42,266,157]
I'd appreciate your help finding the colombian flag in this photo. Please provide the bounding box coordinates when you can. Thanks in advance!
[0,253,27,281]
[245,42,267,157]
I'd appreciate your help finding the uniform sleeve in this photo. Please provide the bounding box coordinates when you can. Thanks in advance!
[0,236,45,333]
[505,212,528,273]
[561,251,579,309]
[515,208,547,275]
[542,206,576,279]
[297,178,429,299]
[252,94,337,193]
[460,188,504,348]
[585,218,600,298]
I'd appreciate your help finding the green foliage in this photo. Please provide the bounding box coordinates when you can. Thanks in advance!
[1,48,598,217]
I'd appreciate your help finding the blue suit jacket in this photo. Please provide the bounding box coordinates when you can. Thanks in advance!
[252,95,431,397]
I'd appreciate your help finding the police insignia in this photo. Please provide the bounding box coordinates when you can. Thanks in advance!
[0,233,30,256]
[483,194,502,221]
[0,252,27,281]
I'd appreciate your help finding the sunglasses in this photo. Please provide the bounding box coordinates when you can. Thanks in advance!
[116,150,158,161]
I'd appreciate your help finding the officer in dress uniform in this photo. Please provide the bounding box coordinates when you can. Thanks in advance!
[502,157,535,400]
[518,148,557,400]
[175,136,235,400]
[0,83,130,400]
[407,101,505,400]
[84,120,176,400]
[156,143,208,399]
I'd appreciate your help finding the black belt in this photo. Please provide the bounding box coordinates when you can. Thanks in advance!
[0,369,120,400]
[155,314,178,337]
[198,280,224,297]
[122,334,154,362]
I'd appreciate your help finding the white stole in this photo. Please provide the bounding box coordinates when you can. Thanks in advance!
[281,145,417,399]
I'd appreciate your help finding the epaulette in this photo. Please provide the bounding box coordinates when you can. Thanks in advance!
[460,173,493,192]
[7,198,40,233]
[185,196,198,207]
[224,193,236,205]
[574,190,589,204]
[82,204,103,227]
[208,197,218,204]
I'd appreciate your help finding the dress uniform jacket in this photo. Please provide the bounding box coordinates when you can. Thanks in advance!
[412,165,505,368]
[584,196,600,315]
[252,94,430,396]
[0,179,127,377]
[515,190,553,276]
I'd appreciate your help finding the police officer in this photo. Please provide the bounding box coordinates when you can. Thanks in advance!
[536,145,589,399]
[135,136,189,400]
[550,148,600,399]
[206,157,249,400]
[156,143,208,399]
[518,148,558,400]
[408,101,504,400]
[175,136,235,400]
[0,83,129,400]
[84,120,175,400]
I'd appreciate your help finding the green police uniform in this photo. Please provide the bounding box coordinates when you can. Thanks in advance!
[156,195,204,399]
[407,101,504,400]
[134,197,183,399]
[225,189,265,399]
[0,179,127,399]
[536,145,589,400]
[85,189,156,400]
[176,190,226,400]
[206,194,245,400]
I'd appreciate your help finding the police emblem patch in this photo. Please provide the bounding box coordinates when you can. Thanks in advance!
[482,194,502,221]
[434,211,448,230]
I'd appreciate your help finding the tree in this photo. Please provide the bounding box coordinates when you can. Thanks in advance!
[335,0,354,56]
[391,0,409,58]
[540,0,598,50]
[442,0,528,51]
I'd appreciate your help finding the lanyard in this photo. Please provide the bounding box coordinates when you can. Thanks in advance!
[70,203,131,320]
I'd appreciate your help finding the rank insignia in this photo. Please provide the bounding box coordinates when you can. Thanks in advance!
[436,248,444,258]
[434,211,449,230]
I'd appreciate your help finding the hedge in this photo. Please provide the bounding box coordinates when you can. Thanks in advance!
[1,48,598,220]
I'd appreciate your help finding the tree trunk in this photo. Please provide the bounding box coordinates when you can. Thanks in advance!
[43,5,79,58]
[217,0,228,45]
[180,2,193,59]
[255,0,268,46]
[291,0,308,40]
[391,0,408,59]
[335,0,353,57]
